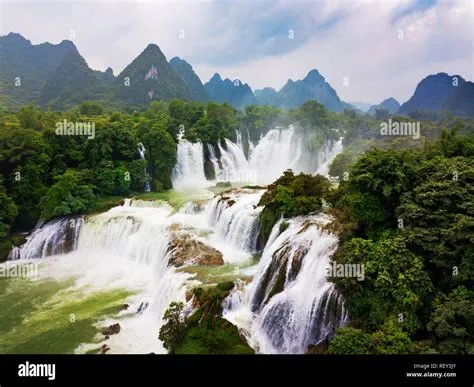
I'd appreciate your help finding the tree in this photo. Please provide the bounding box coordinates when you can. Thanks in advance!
[40,169,95,220]
[159,302,186,354]
[428,286,474,354]
[79,101,103,116]
[328,327,371,354]
[0,178,17,238]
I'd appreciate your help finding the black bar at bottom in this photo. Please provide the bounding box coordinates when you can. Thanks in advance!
[0,355,472,386]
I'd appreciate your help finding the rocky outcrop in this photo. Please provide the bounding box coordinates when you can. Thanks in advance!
[101,323,121,336]
[168,232,224,266]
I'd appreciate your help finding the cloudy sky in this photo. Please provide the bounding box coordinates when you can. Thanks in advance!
[0,0,472,104]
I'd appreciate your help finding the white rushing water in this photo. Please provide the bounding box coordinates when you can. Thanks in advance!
[206,190,263,259]
[8,217,83,260]
[138,143,151,192]
[223,215,348,354]
[6,189,269,353]
[172,125,343,188]
[171,140,207,190]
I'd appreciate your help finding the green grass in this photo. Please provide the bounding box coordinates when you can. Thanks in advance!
[85,196,124,215]
[177,256,259,285]
[133,190,212,210]
[174,324,254,354]
[0,275,134,354]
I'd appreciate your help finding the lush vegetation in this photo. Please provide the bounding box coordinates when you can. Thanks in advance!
[257,169,331,247]
[159,282,254,354]
[325,129,474,354]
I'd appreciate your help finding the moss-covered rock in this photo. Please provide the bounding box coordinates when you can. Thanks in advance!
[172,282,254,354]
[257,206,280,250]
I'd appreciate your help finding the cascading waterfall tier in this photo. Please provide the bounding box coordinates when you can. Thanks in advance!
[171,126,343,190]
[171,140,207,190]
[247,126,342,184]
[8,217,83,260]
[223,215,348,354]
[205,189,263,254]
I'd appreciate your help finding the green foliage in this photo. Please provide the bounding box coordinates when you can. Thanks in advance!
[428,286,474,354]
[168,283,253,354]
[40,169,95,220]
[139,121,176,190]
[329,318,414,354]
[328,327,372,354]
[328,130,474,354]
[158,302,186,354]
[0,179,18,238]
[259,169,331,216]
[79,101,103,116]
[257,170,331,246]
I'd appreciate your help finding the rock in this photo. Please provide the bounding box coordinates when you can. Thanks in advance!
[307,338,329,354]
[101,323,121,336]
[118,304,129,311]
[100,344,110,354]
[137,302,149,314]
[104,335,110,340]
[168,233,224,266]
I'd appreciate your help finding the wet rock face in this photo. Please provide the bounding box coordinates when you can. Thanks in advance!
[251,242,309,312]
[168,232,224,266]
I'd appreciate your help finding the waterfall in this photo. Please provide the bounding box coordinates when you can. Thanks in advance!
[216,139,252,183]
[171,140,207,190]
[247,126,342,184]
[138,143,151,192]
[8,217,83,260]
[12,204,193,354]
[223,215,348,354]
[171,126,341,190]
[207,143,222,181]
[205,189,263,256]
[316,138,343,176]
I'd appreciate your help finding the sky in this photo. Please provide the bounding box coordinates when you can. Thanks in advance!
[0,0,473,105]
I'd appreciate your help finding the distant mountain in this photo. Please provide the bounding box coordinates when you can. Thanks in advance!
[94,67,115,85]
[367,97,400,115]
[204,73,256,109]
[255,87,280,106]
[278,69,346,112]
[349,101,373,112]
[442,81,474,117]
[169,57,208,102]
[39,48,106,109]
[111,44,191,105]
[399,73,466,115]
[0,32,76,109]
